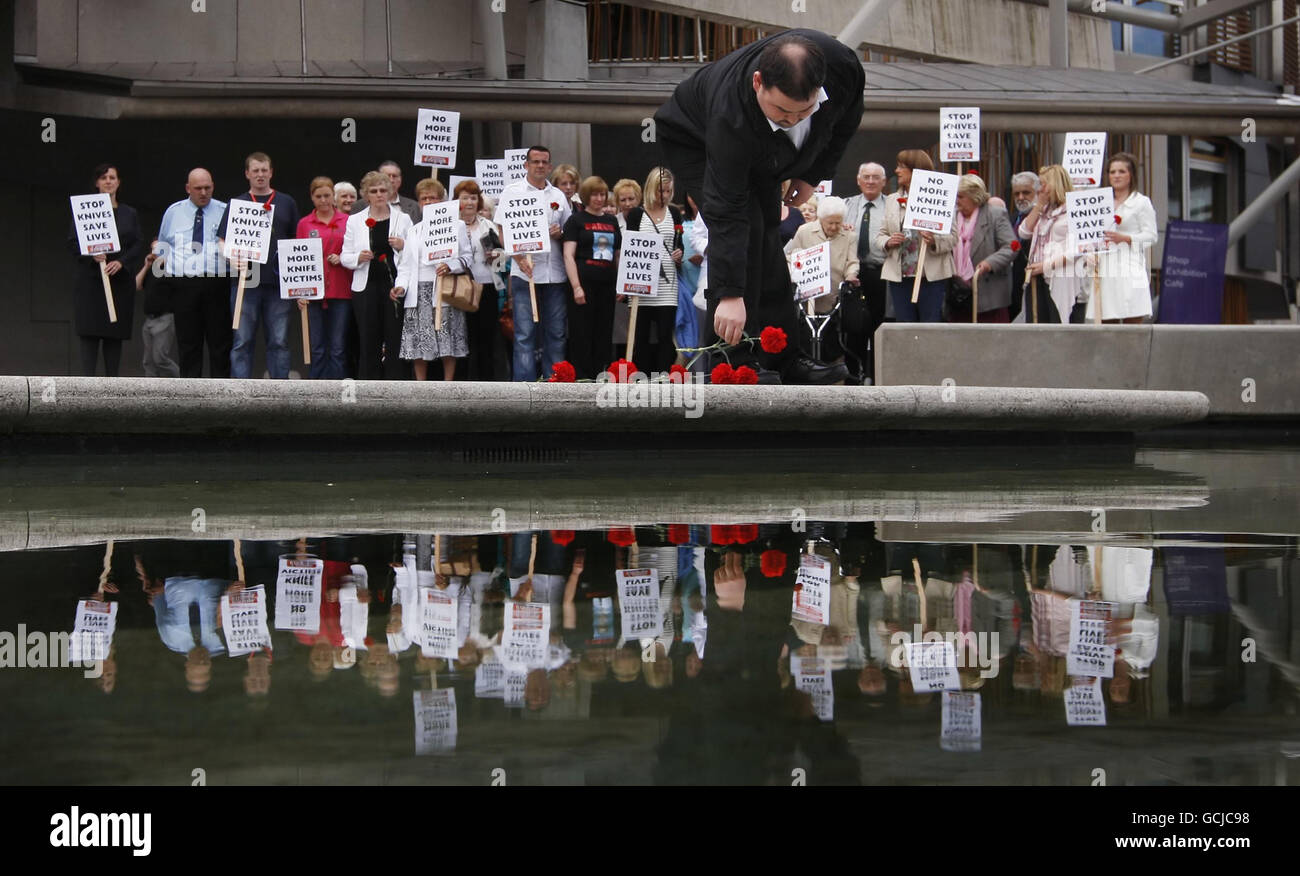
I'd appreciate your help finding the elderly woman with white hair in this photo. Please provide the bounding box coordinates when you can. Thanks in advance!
[946,174,1017,323]
[785,195,860,362]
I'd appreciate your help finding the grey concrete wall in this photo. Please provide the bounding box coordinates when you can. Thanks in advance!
[875,324,1300,419]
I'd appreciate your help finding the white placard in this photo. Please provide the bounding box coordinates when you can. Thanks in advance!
[791,655,834,721]
[502,601,549,667]
[414,107,460,169]
[504,148,530,186]
[941,691,982,752]
[1067,598,1116,678]
[905,640,962,692]
[1062,132,1107,189]
[616,567,662,640]
[940,107,981,162]
[420,201,460,263]
[69,599,117,664]
[277,238,325,300]
[790,242,833,303]
[448,175,473,197]
[615,231,663,297]
[221,585,272,657]
[813,179,834,196]
[499,189,550,257]
[338,581,369,651]
[69,194,121,256]
[902,170,960,235]
[503,662,528,708]
[475,656,505,698]
[418,587,459,660]
[413,688,458,754]
[1066,187,1116,256]
[792,554,832,625]
[222,200,275,264]
[273,556,323,633]
[475,159,507,200]
[1065,675,1107,726]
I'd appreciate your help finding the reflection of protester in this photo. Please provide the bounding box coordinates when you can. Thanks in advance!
[135,541,234,693]
[563,176,623,379]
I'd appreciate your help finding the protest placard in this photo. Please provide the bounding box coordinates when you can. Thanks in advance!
[475,656,505,699]
[813,179,833,196]
[1063,132,1107,188]
[905,640,962,692]
[69,599,117,664]
[790,242,833,303]
[448,175,472,196]
[70,193,122,323]
[1066,187,1115,255]
[616,567,662,641]
[414,107,460,169]
[224,199,276,330]
[504,148,529,186]
[498,189,549,256]
[420,201,460,263]
[940,107,981,162]
[413,689,458,755]
[418,587,459,660]
[902,170,959,235]
[1066,598,1116,678]
[791,655,834,721]
[1064,675,1107,726]
[791,554,832,625]
[501,601,549,667]
[503,662,528,708]
[277,238,324,300]
[273,556,323,634]
[475,158,507,200]
[221,585,271,657]
[941,691,982,752]
[616,231,661,297]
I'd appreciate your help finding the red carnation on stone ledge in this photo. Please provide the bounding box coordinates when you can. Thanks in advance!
[760,326,787,354]
[761,549,787,578]
[669,364,689,383]
[605,359,638,382]
[551,530,575,546]
[548,360,576,383]
[710,363,735,385]
[733,365,759,385]
[366,218,376,228]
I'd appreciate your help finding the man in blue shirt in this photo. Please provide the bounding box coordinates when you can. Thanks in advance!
[217,152,301,379]
[156,168,232,377]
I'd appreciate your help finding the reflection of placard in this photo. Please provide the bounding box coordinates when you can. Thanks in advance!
[901,170,959,235]
[338,581,369,650]
[278,238,325,300]
[617,567,661,640]
[615,231,662,297]
[222,200,275,263]
[504,148,529,186]
[941,691,982,752]
[221,586,272,657]
[790,242,833,303]
[69,194,121,255]
[1067,599,1115,678]
[1064,675,1106,726]
[499,189,549,256]
[274,556,323,633]
[475,159,507,200]
[792,555,832,625]
[418,587,459,659]
[70,599,118,664]
[414,107,460,168]
[791,655,834,721]
[1066,187,1115,255]
[905,641,961,692]
[939,107,980,162]
[502,602,549,667]
[413,688,458,755]
[420,201,460,262]
[475,656,505,698]
[503,663,528,708]
[1062,132,1107,188]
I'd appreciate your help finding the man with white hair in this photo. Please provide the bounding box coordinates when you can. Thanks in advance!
[785,194,859,366]
[842,162,887,382]
[1009,171,1040,320]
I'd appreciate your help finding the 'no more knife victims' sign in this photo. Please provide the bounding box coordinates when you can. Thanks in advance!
[616,231,663,297]
[70,194,121,255]
[939,107,980,162]
[420,201,460,263]
[277,238,325,300]
[499,189,549,256]
[475,158,507,200]
[414,107,460,168]
[902,170,960,235]
[1063,132,1107,188]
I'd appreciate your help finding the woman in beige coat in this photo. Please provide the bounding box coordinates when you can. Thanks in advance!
[875,149,955,322]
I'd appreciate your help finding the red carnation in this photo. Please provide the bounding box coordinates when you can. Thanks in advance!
[366,218,376,228]
[549,201,559,211]
[1114,215,1122,225]
[966,169,979,175]
[378,253,387,262]
[667,524,690,545]
[733,365,759,385]
[549,360,576,383]
[760,326,787,354]
[668,364,689,384]
[760,550,787,578]
[898,198,908,207]
[1010,240,1021,252]
[674,224,683,235]
[710,363,735,385]
[710,525,735,545]
[551,530,575,546]
[607,527,636,547]
[794,261,802,270]
[605,359,638,383]
[733,523,759,544]
[263,201,273,211]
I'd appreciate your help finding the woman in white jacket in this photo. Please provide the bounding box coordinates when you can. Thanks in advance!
[341,171,413,379]
[1087,152,1157,323]
[1017,164,1080,323]
[393,178,473,381]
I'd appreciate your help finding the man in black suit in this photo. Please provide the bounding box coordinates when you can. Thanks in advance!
[655,29,864,384]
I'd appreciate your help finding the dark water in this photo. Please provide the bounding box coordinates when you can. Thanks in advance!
[0,441,1297,786]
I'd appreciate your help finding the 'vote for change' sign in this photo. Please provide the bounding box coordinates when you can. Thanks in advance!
[277,238,325,300]
[70,194,121,256]
[475,158,507,200]
[499,189,549,256]
[940,107,981,162]
[420,201,460,263]
[504,148,530,186]
[616,231,662,297]
[1062,132,1107,188]
[414,108,460,168]
[790,242,833,303]
[223,200,275,263]
[902,170,959,235]
[1066,188,1115,256]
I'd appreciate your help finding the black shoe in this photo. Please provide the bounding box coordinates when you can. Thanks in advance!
[755,367,782,385]
[781,354,849,385]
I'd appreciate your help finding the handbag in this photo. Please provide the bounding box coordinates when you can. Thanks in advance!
[437,272,482,312]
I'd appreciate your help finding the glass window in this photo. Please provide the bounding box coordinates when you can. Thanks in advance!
[1167,136,1183,221]
[1189,169,1227,224]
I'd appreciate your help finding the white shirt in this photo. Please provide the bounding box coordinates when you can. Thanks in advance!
[766,87,829,152]
[494,179,572,285]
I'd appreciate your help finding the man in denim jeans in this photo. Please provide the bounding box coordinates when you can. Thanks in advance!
[495,146,572,381]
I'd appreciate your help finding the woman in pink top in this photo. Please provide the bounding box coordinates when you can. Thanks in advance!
[297,176,352,378]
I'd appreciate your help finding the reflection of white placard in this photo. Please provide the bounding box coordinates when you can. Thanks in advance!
[69,194,121,255]
[905,641,961,692]
[418,587,459,659]
[503,662,528,708]
[70,599,118,664]
[502,602,549,667]
[277,238,325,301]
[221,586,272,657]
[413,688,458,755]
[616,567,661,640]
[499,189,549,256]
[1062,132,1107,188]
[475,656,505,698]
[790,242,833,303]
[792,554,832,625]
[902,170,959,235]
[420,202,460,262]
[504,148,529,186]
[414,107,460,168]
[616,231,662,297]
[475,159,507,200]
[791,655,834,721]
[813,179,833,196]
[274,556,323,633]
[1065,675,1107,726]
[222,200,275,263]
[1067,599,1115,678]
[940,107,981,162]
[1066,188,1115,256]
[338,579,369,650]
[941,691,982,752]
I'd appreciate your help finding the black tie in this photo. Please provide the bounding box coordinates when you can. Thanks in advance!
[192,206,204,249]
[857,201,874,264]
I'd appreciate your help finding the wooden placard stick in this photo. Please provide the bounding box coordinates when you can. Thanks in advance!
[98,540,115,594]
[301,305,312,365]
[910,239,929,304]
[1092,262,1103,326]
[234,538,246,585]
[232,259,248,330]
[100,264,118,323]
[912,557,927,632]
[526,255,539,325]
[625,296,640,362]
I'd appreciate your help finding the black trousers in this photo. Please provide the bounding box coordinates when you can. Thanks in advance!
[353,287,410,380]
[466,284,502,380]
[171,276,232,378]
[79,337,122,377]
[566,282,616,380]
[630,303,678,375]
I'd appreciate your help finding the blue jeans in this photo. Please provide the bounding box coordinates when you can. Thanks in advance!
[230,284,291,378]
[888,279,947,323]
[306,298,352,379]
[510,276,568,382]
